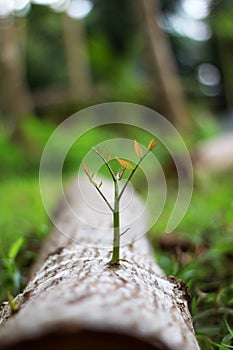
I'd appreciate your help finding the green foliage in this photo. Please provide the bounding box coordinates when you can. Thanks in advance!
[88,0,135,54]
[0,178,51,302]
[63,125,118,173]
[212,12,233,39]
[26,5,67,89]
[0,116,55,177]
[211,0,233,40]
[8,237,24,261]
[88,34,147,102]
[193,111,222,142]
[0,132,27,178]
[210,1,233,93]
[212,321,233,349]
[2,237,24,295]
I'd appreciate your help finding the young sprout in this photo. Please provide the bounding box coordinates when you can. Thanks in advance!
[7,292,19,314]
[83,139,157,266]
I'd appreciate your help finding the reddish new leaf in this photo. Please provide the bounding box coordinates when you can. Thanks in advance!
[134,140,143,158]
[116,157,132,169]
[148,138,157,151]
[83,163,90,175]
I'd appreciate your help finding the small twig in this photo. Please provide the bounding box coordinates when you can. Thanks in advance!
[120,228,130,236]
[92,147,116,182]
[94,185,114,212]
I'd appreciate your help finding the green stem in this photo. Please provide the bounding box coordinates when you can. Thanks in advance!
[95,186,114,212]
[110,179,120,264]
[92,147,116,182]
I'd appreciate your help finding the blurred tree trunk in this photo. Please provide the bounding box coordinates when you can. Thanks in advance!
[0,179,200,350]
[0,17,33,139]
[62,14,92,102]
[216,36,233,110]
[132,0,190,132]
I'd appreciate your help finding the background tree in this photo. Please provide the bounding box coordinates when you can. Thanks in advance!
[210,0,233,109]
[131,0,190,132]
[62,13,92,102]
[0,16,33,140]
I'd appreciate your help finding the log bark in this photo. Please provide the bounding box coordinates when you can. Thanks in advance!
[0,178,200,350]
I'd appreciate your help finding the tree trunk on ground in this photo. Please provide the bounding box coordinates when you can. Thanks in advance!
[62,14,92,102]
[132,0,190,133]
[0,17,33,139]
[0,178,200,350]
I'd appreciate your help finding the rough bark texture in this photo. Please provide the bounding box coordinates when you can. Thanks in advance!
[0,178,200,350]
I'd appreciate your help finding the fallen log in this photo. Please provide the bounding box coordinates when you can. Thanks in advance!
[0,178,200,350]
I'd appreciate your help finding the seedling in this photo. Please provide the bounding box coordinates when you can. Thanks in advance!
[7,291,19,314]
[83,139,157,265]
[3,237,24,294]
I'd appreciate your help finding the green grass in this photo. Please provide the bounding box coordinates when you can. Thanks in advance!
[0,177,51,299]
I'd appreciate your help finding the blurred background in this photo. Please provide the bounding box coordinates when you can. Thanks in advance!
[1,0,233,133]
[0,1,233,348]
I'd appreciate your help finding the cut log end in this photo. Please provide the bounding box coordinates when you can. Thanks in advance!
[0,329,172,350]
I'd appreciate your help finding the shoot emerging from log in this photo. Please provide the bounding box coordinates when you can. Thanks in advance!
[83,139,157,265]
